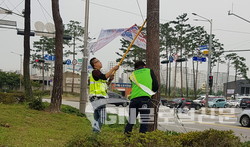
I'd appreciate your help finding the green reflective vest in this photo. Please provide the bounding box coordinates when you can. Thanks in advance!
[89,73,108,97]
[129,68,152,99]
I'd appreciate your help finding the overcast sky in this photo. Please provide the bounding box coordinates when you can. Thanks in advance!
[0,0,250,75]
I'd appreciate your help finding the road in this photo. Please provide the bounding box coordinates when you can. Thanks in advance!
[43,99,250,142]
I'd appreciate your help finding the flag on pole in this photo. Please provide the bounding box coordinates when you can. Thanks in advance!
[121,24,146,49]
[90,28,127,53]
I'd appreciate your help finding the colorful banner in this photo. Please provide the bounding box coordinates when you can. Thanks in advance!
[121,24,146,49]
[91,28,127,53]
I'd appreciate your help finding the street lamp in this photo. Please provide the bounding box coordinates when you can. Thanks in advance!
[11,51,22,91]
[192,13,213,108]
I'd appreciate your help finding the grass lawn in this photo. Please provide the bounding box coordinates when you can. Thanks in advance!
[0,103,91,146]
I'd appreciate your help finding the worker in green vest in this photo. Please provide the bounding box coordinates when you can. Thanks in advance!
[124,61,158,134]
[89,57,119,133]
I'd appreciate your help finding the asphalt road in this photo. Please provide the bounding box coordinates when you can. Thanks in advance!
[43,99,250,142]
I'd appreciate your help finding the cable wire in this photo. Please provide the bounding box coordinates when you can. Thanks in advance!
[136,0,145,22]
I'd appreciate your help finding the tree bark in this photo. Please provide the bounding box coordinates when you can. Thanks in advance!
[192,55,197,99]
[165,49,168,96]
[49,0,64,112]
[23,0,33,101]
[147,0,160,132]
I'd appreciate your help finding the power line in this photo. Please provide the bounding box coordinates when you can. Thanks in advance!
[136,0,144,22]
[36,0,53,21]
[216,29,250,35]
[224,49,250,52]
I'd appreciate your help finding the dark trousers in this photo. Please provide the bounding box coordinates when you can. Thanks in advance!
[124,97,152,134]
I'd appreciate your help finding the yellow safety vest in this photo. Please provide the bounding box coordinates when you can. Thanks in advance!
[89,73,108,97]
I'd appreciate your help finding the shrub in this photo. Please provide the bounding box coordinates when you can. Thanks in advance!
[28,98,45,110]
[0,92,25,104]
[66,129,242,147]
[33,90,50,98]
[61,104,85,117]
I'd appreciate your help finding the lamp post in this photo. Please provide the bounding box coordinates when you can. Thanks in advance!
[192,13,213,108]
[11,51,22,91]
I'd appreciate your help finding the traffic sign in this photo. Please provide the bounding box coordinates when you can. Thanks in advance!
[201,57,206,62]
[65,59,71,65]
[72,59,77,65]
[199,45,208,50]
[49,55,55,61]
[44,54,49,60]
[193,56,206,62]
[169,56,174,62]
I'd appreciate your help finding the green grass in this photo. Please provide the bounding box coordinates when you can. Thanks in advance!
[0,103,92,146]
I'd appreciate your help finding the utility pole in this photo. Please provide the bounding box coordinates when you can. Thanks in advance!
[80,0,89,114]
[225,60,230,98]
[146,0,160,131]
[71,31,76,93]
[23,0,33,100]
[192,13,213,107]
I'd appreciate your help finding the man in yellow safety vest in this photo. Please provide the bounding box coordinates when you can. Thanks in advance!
[89,57,119,132]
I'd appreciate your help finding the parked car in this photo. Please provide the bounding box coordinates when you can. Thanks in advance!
[107,92,129,107]
[237,109,250,127]
[193,96,205,104]
[208,98,228,108]
[195,96,224,106]
[167,98,183,108]
[227,99,241,108]
[160,98,168,106]
[167,98,201,110]
[240,98,250,109]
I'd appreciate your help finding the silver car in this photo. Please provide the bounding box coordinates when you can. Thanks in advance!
[237,109,250,127]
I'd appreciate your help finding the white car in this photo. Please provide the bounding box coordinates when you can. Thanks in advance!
[227,99,241,108]
[237,109,250,127]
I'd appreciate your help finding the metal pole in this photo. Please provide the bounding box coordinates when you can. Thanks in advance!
[192,13,213,107]
[228,11,250,24]
[80,0,89,114]
[205,19,212,107]
[225,60,230,98]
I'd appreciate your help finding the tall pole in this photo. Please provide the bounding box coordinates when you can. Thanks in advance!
[147,0,160,131]
[192,13,212,107]
[42,43,45,91]
[225,60,230,97]
[80,0,89,114]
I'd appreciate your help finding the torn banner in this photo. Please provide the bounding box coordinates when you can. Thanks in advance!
[90,25,146,54]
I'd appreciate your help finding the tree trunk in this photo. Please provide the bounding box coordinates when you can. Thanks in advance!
[146,0,159,132]
[180,49,183,97]
[185,60,188,98]
[192,59,197,99]
[165,50,168,96]
[234,67,237,99]
[71,32,76,93]
[173,61,177,97]
[49,0,64,112]
[23,0,33,101]
[168,51,172,97]
[195,61,199,97]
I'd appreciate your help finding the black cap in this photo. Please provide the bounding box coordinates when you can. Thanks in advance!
[134,61,146,69]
